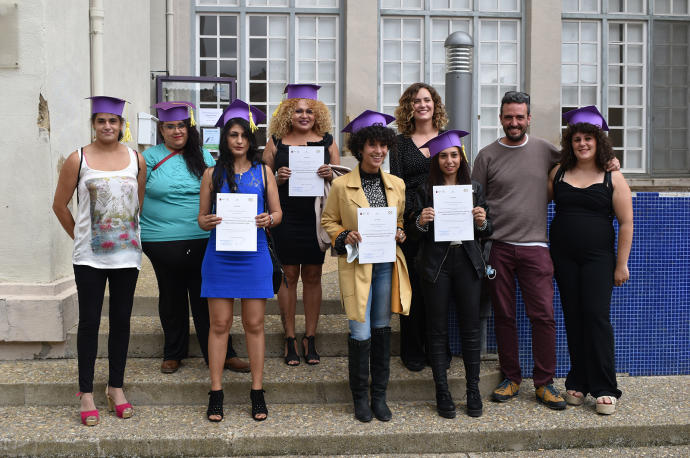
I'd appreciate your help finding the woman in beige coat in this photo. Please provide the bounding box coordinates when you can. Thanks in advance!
[321,110,411,423]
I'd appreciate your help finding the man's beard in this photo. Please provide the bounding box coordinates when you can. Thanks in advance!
[504,127,526,143]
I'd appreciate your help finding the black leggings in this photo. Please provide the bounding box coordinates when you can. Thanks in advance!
[142,239,237,363]
[420,246,481,355]
[399,241,428,366]
[74,264,139,393]
[551,246,621,398]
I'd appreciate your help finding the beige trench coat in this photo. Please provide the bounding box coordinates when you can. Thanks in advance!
[320,166,412,322]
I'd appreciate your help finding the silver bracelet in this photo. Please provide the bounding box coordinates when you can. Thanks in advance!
[476,219,488,230]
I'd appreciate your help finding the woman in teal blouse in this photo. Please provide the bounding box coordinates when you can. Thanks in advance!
[141,101,248,374]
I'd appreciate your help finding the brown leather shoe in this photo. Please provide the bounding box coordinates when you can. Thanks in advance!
[224,356,250,373]
[160,359,180,374]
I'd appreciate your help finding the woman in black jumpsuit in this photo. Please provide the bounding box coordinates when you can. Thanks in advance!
[549,106,633,415]
[410,130,492,418]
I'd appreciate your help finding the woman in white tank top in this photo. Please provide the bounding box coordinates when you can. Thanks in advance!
[52,96,146,427]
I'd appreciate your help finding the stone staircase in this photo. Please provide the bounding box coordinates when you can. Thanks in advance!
[1,282,688,456]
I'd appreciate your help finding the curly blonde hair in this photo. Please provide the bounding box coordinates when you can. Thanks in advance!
[394,83,448,136]
[268,98,332,139]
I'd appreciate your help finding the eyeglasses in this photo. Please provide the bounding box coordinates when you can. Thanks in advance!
[503,91,530,104]
[161,122,187,131]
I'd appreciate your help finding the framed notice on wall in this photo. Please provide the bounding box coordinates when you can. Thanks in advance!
[156,76,237,157]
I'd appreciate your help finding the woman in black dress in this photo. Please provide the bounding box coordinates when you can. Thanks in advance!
[389,83,449,371]
[263,84,340,366]
[548,106,633,415]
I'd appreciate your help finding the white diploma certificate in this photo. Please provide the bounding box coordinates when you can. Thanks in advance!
[288,146,324,197]
[357,207,397,264]
[433,185,474,242]
[215,193,257,252]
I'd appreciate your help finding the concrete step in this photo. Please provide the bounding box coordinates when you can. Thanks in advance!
[0,376,687,456]
[105,297,344,316]
[64,314,401,359]
[0,356,501,407]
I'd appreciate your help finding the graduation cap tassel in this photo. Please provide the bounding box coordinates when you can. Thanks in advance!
[461,143,468,163]
[122,121,133,143]
[248,109,258,133]
[121,103,132,143]
[189,106,196,127]
[272,100,283,118]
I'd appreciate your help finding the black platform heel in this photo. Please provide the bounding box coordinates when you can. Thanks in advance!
[302,335,321,365]
[250,389,268,421]
[284,337,300,366]
[207,389,224,422]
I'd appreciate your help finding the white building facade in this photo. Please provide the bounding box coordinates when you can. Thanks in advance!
[1,0,688,358]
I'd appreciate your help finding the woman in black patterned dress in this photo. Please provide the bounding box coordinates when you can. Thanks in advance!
[263,84,340,366]
[389,83,449,371]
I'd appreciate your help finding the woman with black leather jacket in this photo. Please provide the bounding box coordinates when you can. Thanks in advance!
[408,130,492,418]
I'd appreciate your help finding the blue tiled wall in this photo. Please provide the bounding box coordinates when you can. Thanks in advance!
[448,192,690,377]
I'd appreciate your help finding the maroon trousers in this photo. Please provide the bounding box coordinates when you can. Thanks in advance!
[489,241,556,387]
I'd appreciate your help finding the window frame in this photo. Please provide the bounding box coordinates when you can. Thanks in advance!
[562,2,690,176]
[193,0,344,142]
[378,1,524,161]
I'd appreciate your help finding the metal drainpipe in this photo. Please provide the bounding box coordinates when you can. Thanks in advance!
[166,0,174,75]
[89,0,104,96]
[444,31,473,159]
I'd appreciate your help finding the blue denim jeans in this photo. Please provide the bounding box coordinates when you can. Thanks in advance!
[349,262,393,341]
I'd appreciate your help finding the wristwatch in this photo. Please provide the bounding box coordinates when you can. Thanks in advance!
[268,214,274,226]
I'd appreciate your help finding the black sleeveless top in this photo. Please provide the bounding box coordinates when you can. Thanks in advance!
[269,133,333,265]
[550,167,615,254]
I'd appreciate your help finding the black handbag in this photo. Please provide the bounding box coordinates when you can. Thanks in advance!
[261,164,287,293]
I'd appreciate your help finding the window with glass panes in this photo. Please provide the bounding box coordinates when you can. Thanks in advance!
[380,3,521,158]
[196,1,340,146]
[561,21,600,113]
[478,19,520,149]
[562,0,689,175]
[652,21,689,174]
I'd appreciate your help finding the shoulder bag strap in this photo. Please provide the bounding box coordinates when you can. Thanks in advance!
[261,163,268,213]
[152,151,180,172]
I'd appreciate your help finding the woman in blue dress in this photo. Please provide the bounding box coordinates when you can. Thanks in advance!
[198,100,282,422]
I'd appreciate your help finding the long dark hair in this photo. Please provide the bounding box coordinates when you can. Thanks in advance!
[211,118,262,204]
[160,118,207,179]
[426,146,471,195]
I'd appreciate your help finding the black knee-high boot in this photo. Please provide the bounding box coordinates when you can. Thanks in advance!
[462,330,483,417]
[348,336,372,422]
[370,327,392,421]
[430,338,456,418]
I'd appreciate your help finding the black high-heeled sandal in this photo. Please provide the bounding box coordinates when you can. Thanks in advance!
[284,337,300,366]
[207,389,224,422]
[302,335,320,365]
[250,389,268,421]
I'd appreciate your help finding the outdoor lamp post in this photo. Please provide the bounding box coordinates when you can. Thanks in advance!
[444,31,473,161]
[445,32,493,356]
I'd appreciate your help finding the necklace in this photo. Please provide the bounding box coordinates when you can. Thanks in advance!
[236,163,251,181]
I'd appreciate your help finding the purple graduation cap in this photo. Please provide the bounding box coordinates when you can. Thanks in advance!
[215,99,266,131]
[420,130,470,158]
[153,101,195,122]
[562,105,609,131]
[87,96,126,116]
[284,84,321,100]
[341,110,396,134]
